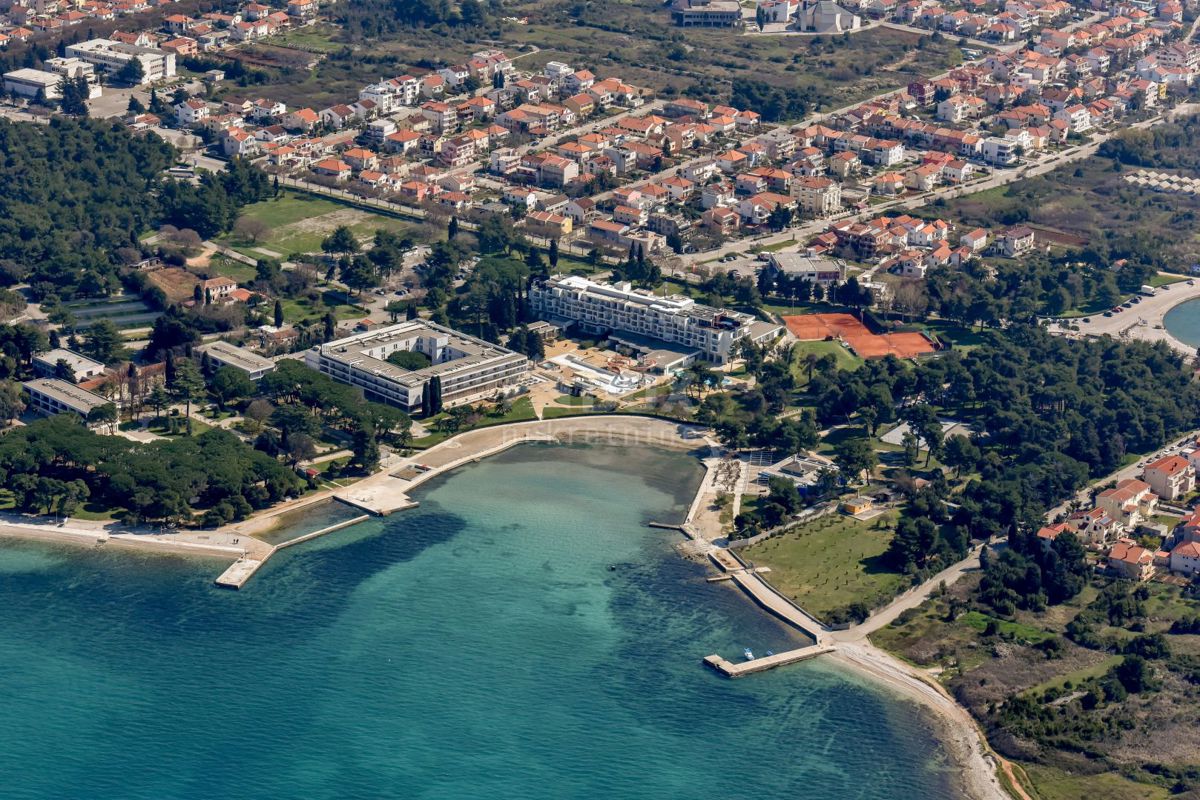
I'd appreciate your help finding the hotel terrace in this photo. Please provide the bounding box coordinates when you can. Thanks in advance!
[530,276,781,364]
[305,321,529,413]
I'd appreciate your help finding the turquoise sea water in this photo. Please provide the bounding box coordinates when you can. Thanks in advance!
[0,444,958,799]
[1164,297,1200,348]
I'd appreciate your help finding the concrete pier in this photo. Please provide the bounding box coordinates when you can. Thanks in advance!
[703,644,835,677]
[215,556,269,589]
[273,515,370,550]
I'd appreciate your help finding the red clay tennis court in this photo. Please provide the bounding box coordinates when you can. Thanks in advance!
[783,313,936,359]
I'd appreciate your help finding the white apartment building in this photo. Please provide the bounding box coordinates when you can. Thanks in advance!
[305,321,529,413]
[530,276,781,364]
[198,340,276,381]
[981,136,1020,165]
[66,39,176,84]
[23,378,112,425]
[33,349,106,381]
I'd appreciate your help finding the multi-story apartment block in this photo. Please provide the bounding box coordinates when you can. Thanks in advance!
[66,39,175,83]
[305,322,529,413]
[530,276,780,364]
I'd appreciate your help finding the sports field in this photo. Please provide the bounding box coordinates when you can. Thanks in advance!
[784,313,936,359]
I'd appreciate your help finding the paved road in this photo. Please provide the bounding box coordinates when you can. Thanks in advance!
[832,542,988,641]
[1051,276,1200,355]
[1044,429,1200,522]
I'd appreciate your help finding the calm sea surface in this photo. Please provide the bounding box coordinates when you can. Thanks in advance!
[1164,297,1200,348]
[0,444,958,799]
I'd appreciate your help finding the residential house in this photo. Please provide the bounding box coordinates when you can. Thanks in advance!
[1097,478,1158,528]
[1108,538,1155,581]
[1169,540,1200,576]
[997,226,1035,257]
[1143,455,1195,501]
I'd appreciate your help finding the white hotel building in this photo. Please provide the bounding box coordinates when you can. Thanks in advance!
[305,322,528,413]
[65,39,176,84]
[530,276,780,364]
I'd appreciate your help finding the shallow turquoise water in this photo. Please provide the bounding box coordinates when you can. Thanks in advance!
[0,444,958,799]
[1164,297,1200,348]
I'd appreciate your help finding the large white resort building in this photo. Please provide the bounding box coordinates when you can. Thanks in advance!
[530,276,781,364]
[306,321,529,413]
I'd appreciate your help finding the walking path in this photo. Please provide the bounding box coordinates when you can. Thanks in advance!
[336,415,708,515]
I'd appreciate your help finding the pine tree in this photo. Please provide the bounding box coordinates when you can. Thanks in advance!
[274,299,284,328]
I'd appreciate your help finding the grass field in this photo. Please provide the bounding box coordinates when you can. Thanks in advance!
[220,191,422,258]
[207,254,258,284]
[264,24,344,52]
[789,339,862,381]
[280,295,367,325]
[1021,764,1171,800]
[743,510,908,618]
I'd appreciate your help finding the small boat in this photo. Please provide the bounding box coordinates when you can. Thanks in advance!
[743,648,755,661]
[766,650,775,657]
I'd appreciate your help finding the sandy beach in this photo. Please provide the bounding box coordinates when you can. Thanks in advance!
[831,644,1020,800]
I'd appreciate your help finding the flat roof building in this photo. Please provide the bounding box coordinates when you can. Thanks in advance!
[3,68,64,100]
[23,378,112,424]
[33,349,106,382]
[671,0,743,26]
[530,275,781,363]
[305,321,529,414]
[65,39,176,84]
[198,340,276,380]
[765,253,846,285]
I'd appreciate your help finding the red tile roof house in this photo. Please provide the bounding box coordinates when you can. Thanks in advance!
[312,158,352,181]
[1169,540,1200,576]
[1036,522,1071,550]
[1107,539,1155,581]
[1096,478,1158,528]
[1141,455,1195,501]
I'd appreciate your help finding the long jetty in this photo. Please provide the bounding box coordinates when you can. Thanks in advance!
[704,644,836,677]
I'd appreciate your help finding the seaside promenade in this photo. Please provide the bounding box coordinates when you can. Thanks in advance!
[334,415,712,516]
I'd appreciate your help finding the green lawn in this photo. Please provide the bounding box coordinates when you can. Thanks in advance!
[479,397,537,426]
[742,510,909,619]
[207,254,257,284]
[959,610,1055,644]
[919,321,993,351]
[220,191,421,258]
[411,398,538,447]
[1149,272,1188,288]
[69,501,119,521]
[1020,655,1123,698]
[553,394,594,406]
[264,25,344,52]
[790,340,862,381]
[541,405,601,420]
[1022,763,1171,800]
[280,296,367,324]
[147,416,212,437]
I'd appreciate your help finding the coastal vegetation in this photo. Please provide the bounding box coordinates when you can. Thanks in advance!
[0,119,273,302]
[875,572,1200,796]
[0,414,301,524]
